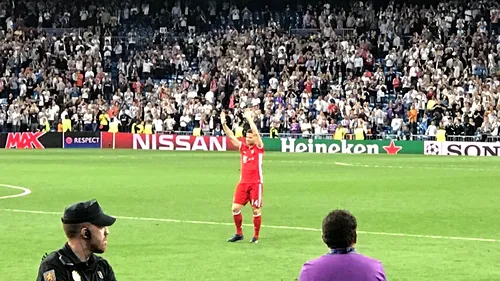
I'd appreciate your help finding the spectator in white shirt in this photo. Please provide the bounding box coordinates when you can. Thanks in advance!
[180,112,191,131]
[354,55,364,75]
[83,111,93,131]
[426,121,438,137]
[301,119,312,137]
[142,59,153,78]
[391,114,403,134]
[153,115,163,132]
[164,115,176,132]
[269,76,279,91]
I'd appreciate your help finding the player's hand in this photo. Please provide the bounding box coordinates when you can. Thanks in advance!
[243,109,253,120]
[220,111,226,124]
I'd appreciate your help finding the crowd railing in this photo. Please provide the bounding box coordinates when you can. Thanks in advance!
[159,131,500,142]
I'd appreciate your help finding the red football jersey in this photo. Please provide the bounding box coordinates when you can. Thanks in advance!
[239,142,264,183]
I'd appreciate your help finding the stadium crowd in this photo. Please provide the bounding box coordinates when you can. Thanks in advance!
[1,0,500,141]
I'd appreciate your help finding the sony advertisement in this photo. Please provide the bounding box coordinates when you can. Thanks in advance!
[425,141,500,157]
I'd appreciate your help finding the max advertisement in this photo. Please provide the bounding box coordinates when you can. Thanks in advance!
[0,132,62,149]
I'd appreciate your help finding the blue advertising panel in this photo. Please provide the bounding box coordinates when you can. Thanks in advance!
[63,132,101,148]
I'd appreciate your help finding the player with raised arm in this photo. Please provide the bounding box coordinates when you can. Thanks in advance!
[220,109,264,244]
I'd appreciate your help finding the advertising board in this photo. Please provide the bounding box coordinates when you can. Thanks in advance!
[424,141,500,156]
[0,132,62,149]
[63,132,101,148]
[101,133,241,151]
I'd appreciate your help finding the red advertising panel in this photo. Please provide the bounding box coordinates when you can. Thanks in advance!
[101,132,242,151]
[101,132,133,149]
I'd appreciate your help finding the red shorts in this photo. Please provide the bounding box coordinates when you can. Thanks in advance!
[233,182,263,208]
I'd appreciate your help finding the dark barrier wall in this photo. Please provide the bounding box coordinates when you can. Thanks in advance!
[0,132,102,149]
[3,132,499,157]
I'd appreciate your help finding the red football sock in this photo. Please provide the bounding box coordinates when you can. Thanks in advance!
[233,211,243,236]
[253,214,262,239]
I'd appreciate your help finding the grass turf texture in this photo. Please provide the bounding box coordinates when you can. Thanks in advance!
[0,150,499,281]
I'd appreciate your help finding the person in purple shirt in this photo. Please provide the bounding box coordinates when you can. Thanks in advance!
[298,210,386,281]
[327,120,337,134]
[290,119,301,134]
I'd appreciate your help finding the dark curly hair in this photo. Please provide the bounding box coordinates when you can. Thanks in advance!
[322,209,357,249]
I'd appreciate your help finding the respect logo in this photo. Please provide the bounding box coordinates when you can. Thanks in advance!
[64,135,101,148]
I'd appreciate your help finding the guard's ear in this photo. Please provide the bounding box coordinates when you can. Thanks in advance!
[81,228,89,239]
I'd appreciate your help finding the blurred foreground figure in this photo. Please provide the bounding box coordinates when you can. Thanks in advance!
[298,209,386,281]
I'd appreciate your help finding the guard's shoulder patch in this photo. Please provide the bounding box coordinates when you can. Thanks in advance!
[41,252,49,262]
[43,269,56,281]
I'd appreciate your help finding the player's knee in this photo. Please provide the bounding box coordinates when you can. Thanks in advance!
[252,208,261,216]
[232,204,242,214]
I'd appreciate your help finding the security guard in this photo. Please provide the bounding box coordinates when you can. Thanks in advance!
[42,117,51,132]
[235,124,244,138]
[144,120,153,134]
[36,200,117,281]
[131,119,139,133]
[354,126,365,140]
[333,124,346,140]
[136,121,144,134]
[193,125,202,136]
[270,123,279,138]
[436,126,447,142]
[62,116,72,132]
[108,117,119,133]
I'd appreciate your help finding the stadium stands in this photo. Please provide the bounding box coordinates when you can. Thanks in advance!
[1,0,500,142]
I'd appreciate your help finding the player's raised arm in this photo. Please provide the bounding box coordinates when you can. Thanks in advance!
[220,111,242,149]
[244,109,263,149]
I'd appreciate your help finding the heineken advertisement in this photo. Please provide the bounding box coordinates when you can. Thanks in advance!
[262,138,424,154]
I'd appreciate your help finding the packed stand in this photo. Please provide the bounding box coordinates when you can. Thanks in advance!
[1,0,500,142]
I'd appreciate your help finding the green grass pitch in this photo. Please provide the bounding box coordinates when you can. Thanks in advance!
[0,150,499,281]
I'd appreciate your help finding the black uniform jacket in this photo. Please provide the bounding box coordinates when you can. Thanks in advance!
[36,243,117,281]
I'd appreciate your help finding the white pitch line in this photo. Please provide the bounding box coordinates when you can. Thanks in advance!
[1,208,498,243]
[334,162,354,166]
[332,162,497,172]
[0,184,32,200]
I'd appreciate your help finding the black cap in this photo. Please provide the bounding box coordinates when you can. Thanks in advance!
[61,199,116,227]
